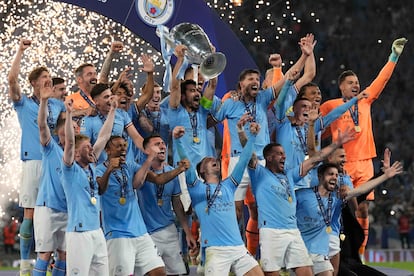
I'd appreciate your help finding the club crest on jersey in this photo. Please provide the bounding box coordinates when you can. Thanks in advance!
[136,0,174,26]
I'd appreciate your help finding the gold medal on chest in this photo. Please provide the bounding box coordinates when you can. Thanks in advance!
[119,197,126,205]
[90,196,97,205]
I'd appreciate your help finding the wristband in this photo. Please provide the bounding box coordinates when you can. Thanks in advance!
[200,96,213,109]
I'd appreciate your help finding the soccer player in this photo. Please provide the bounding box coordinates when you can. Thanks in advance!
[319,37,407,257]
[296,159,403,275]
[96,135,190,275]
[138,135,197,275]
[173,124,264,276]
[247,123,354,276]
[61,96,116,275]
[8,38,65,276]
[211,34,315,221]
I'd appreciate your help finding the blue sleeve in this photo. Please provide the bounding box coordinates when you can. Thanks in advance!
[230,134,256,184]
[160,95,170,109]
[175,137,198,185]
[275,80,295,120]
[319,97,357,130]
[211,100,227,122]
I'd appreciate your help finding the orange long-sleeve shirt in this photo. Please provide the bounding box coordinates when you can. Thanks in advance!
[320,61,396,162]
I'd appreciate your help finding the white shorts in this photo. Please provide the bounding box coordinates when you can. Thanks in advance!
[150,224,186,275]
[204,245,259,276]
[66,229,109,276]
[260,228,313,272]
[310,253,333,275]
[328,234,341,258]
[229,157,265,201]
[178,172,192,212]
[34,206,67,252]
[19,160,42,208]
[107,234,164,276]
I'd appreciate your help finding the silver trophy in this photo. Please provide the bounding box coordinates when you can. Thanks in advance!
[157,23,227,80]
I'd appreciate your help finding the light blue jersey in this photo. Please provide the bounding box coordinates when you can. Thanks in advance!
[275,81,359,189]
[212,88,273,159]
[14,95,65,160]
[138,165,181,234]
[296,188,342,255]
[36,139,67,212]
[140,107,170,143]
[95,162,148,240]
[177,129,256,248]
[168,104,213,166]
[61,162,100,232]
[80,108,132,145]
[248,165,301,230]
[80,108,133,163]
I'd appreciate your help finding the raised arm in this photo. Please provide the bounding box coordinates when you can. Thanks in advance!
[275,72,299,120]
[126,124,144,152]
[38,80,54,146]
[366,37,408,102]
[295,35,316,91]
[231,123,259,183]
[301,127,356,176]
[169,45,187,109]
[63,99,75,166]
[271,34,314,98]
[201,77,217,103]
[307,106,319,157]
[93,96,117,159]
[173,126,198,184]
[344,161,403,201]
[146,160,189,185]
[319,91,368,130]
[99,40,124,84]
[96,157,119,195]
[8,39,31,102]
[135,54,155,112]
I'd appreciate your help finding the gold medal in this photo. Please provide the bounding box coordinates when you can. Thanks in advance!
[90,196,97,205]
[340,234,346,241]
[205,207,209,213]
[193,137,200,143]
[288,196,293,203]
[157,198,163,206]
[354,125,361,132]
[119,197,126,205]
[326,226,332,234]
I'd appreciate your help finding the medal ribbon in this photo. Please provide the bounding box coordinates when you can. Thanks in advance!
[345,99,359,127]
[152,166,166,203]
[242,98,256,122]
[295,125,309,156]
[188,111,198,141]
[145,108,161,134]
[274,173,292,202]
[112,165,128,199]
[80,90,96,108]
[313,186,333,230]
[206,182,222,213]
[84,164,96,199]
